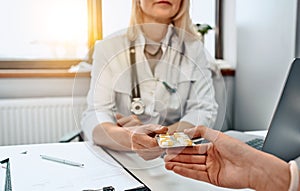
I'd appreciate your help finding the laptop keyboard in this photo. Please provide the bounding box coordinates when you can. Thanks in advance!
[246,138,264,150]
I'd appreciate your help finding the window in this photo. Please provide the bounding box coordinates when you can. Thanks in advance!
[190,0,224,59]
[0,0,102,69]
[190,0,216,58]
[0,0,224,70]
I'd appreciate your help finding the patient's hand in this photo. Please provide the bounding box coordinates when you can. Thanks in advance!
[164,126,290,191]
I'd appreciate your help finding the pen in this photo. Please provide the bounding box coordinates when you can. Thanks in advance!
[40,154,84,167]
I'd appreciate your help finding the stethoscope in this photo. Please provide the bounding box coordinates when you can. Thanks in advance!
[129,30,185,115]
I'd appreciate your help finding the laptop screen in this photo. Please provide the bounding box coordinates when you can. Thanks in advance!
[262,58,300,162]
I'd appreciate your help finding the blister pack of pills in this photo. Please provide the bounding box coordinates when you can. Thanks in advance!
[156,132,195,148]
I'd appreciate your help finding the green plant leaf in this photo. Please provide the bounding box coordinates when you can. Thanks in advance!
[195,23,213,35]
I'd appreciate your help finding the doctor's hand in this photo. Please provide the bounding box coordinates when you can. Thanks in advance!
[115,113,143,127]
[164,126,290,191]
[126,124,168,161]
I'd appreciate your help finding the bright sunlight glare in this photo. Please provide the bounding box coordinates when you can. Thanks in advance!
[0,0,88,59]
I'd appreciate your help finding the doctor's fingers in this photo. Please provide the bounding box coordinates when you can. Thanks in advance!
[135,149,164,161]
[131,133,159,149]
[115,113,124,119]
[142,124,168,135]
[130,124,168,135]
[132,140,164,158]
[164,154,207,164]
[123,119,143,127]
[131,140,163,160]
[116,115,142,127]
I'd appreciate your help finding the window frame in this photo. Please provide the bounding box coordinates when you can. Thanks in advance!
[215,0,224,59]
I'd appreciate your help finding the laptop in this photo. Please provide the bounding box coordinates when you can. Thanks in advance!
[225,58,300,162]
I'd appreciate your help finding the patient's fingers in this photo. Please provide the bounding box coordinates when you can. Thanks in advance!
[165,161,207,171]
[168,165,210,183]
[166,143,210,155]
[164,154,207,164]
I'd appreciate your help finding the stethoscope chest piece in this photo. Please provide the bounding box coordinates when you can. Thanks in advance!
[130,97,145,115]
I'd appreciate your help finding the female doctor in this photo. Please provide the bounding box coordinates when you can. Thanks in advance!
[81,0,218,160]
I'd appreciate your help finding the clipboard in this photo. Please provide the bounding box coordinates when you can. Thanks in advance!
[0,158,12,191]
[0,142,149,190]
[102,148,151,191]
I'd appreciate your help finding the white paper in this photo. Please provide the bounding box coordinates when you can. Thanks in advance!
[0,142,143,191]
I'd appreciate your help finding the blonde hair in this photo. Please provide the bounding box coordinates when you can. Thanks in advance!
[128,0,199,41]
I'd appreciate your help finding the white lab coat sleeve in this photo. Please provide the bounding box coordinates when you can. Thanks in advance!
[180,53,218,128]
[81,40,116,141]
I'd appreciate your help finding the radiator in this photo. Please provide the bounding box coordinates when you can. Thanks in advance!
[0,97,87,146]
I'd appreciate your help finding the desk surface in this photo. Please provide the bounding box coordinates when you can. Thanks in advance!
[0,142,254,191]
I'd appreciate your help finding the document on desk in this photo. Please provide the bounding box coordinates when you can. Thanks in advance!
[0,142,144,191]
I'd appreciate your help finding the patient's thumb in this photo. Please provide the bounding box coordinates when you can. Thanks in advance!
[184,126,206,139]
[185,126,219,143]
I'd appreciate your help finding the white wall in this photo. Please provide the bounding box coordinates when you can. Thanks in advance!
[234,0,298,130]
[102,0,132,37]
